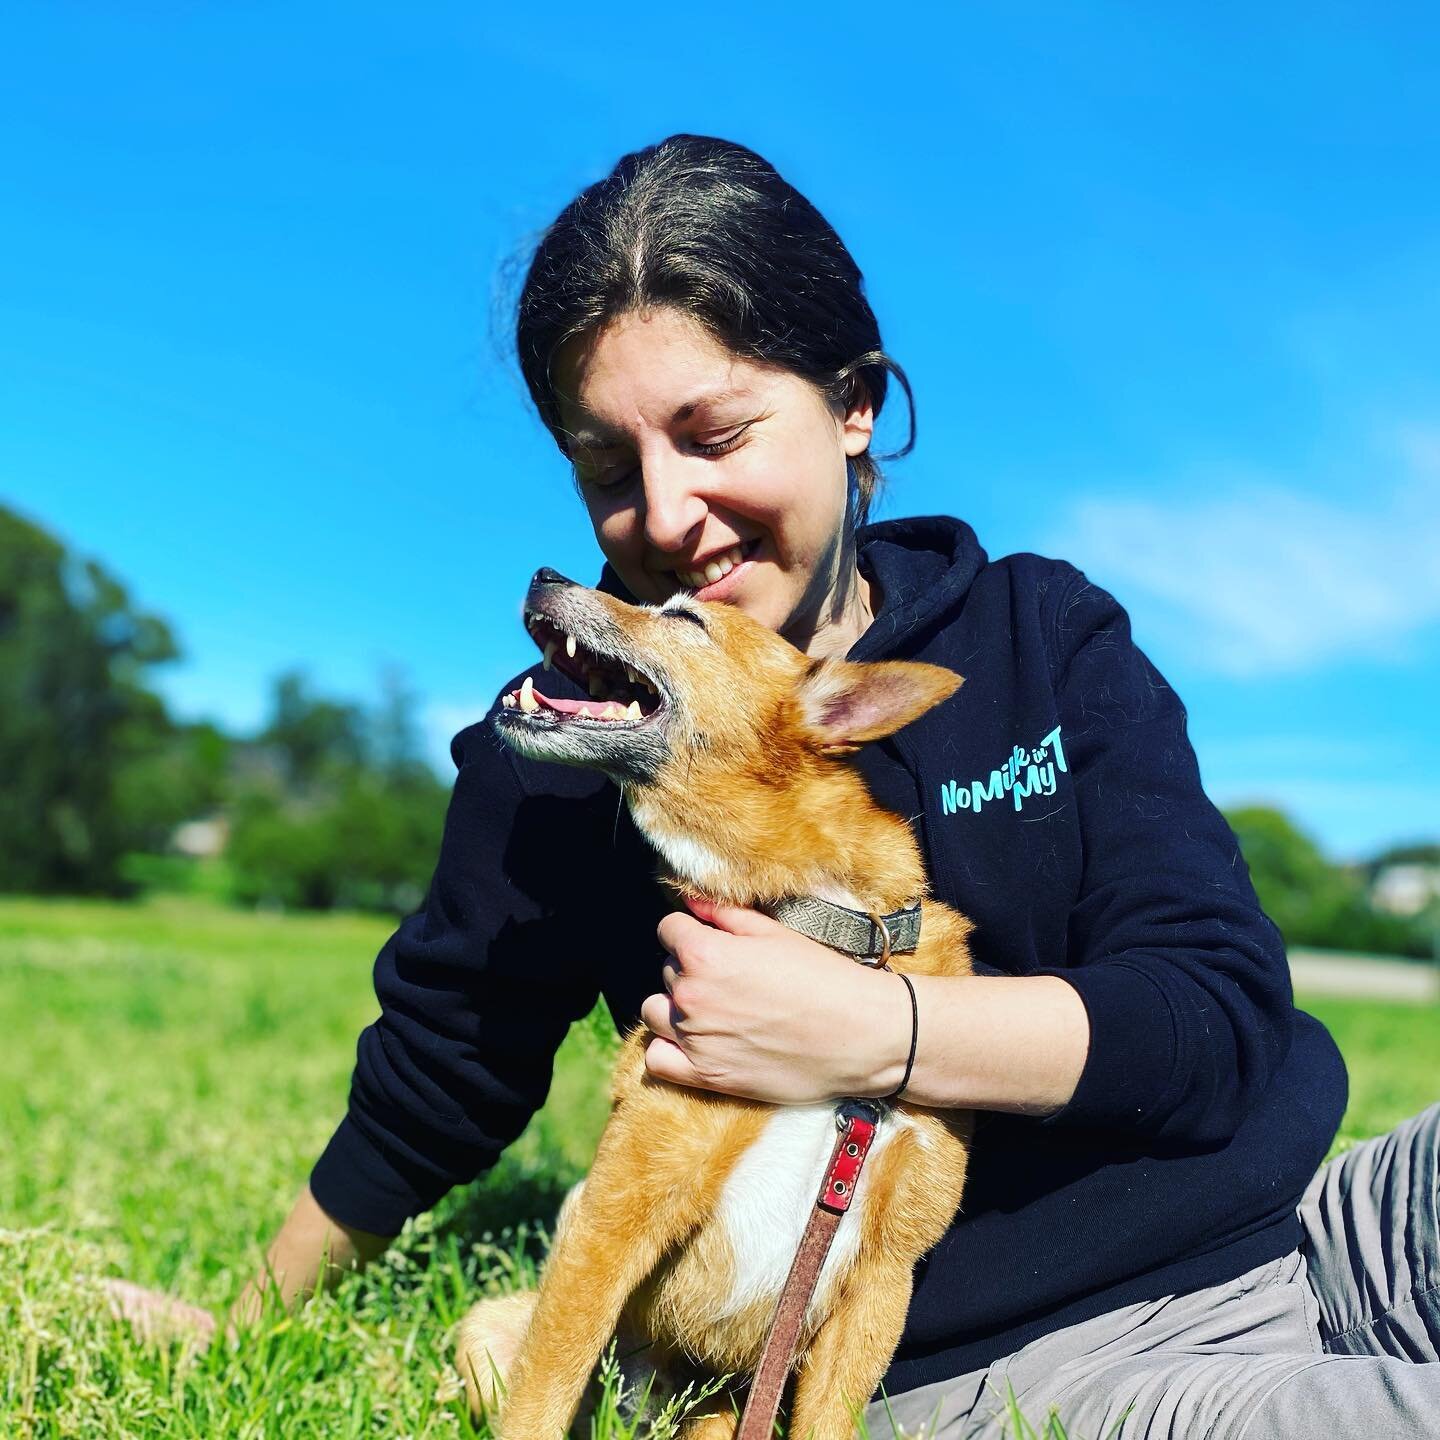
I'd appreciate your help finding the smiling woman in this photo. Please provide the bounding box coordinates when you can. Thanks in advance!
[217,134,1440,1439]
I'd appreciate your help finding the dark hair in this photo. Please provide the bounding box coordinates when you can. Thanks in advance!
[513,134,915,529]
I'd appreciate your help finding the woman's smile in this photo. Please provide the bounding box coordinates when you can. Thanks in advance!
[661,536,763,600]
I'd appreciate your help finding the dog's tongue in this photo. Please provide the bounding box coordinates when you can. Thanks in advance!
[532,686,630,721]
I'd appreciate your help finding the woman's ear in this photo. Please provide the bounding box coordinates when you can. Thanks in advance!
[839,377,875,458]
[794,658,962,754]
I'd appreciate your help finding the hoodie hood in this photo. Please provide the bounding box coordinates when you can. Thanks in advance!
[595,513,988,661]
[847,514,988,661]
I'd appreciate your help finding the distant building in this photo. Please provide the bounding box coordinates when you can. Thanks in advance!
[171,817,229,858]
[1371,863,1440,918]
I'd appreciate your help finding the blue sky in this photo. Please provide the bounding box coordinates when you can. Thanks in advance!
[4,4,1437,861]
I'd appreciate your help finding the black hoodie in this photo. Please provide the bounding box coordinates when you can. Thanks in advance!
[310,515,1347,1392]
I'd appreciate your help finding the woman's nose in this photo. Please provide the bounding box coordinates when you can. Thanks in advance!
[640,461,708,555]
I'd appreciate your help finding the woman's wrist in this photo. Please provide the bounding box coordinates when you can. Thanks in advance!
[858,965,920,1101]
[858,971,1091,1115]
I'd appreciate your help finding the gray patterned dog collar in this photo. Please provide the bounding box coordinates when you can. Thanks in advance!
[766,895,922,962]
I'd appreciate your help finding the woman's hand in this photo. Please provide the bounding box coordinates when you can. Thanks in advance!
[640,896,911,1104]
[103,1278,217,1349]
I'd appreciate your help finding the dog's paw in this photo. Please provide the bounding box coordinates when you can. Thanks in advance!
[455,1290,538,1420]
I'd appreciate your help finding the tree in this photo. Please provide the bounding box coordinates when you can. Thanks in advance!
[112,719,231,854]
[226,665,449,914]
[1225,805,1429,958]
[0,505,182,893]
[259,670,365,792]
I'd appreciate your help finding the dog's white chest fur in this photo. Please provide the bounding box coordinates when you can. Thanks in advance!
[711,1104,896,1327]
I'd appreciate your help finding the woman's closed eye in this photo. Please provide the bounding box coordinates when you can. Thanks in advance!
[691,422,754,457]
[579,423,755,489]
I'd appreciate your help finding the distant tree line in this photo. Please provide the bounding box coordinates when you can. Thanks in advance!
[1224,808,1437,960]
[0,503,449,915]
[3,503,1437,951]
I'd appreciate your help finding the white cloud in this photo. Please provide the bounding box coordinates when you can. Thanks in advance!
[1049,432,1440,677]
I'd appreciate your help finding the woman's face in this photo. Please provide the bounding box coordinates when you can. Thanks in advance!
[552,307,875,653]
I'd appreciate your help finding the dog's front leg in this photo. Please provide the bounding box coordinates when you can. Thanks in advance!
[786,1257,915,1440]
[498,1114,718,1440]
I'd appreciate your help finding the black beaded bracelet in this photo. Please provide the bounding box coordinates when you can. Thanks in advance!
[887,969,919,1102]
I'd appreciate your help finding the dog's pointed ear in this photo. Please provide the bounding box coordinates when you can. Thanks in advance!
[795,659,963,754]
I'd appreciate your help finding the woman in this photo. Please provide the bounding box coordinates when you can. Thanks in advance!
[242,136,1440,1436]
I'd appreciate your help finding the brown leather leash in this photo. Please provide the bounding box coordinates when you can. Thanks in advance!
[734,1098,883,1440]
[733,909,904,1439]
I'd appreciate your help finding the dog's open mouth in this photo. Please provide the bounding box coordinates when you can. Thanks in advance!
[499,609,665,727]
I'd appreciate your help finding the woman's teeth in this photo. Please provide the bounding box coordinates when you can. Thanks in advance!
[673,542,747,591]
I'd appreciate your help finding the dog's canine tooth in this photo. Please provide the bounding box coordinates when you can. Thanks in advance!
[518,676,539,713]
[542,640,556,671]
[566,634,577,659]
[625,700,641,719]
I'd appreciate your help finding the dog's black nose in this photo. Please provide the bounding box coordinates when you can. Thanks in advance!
[532,566,575,589]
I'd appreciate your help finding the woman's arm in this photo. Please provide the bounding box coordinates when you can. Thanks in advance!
[308,704,607,1239]
[643,900,1089,1114]
[229,1184,392,1330]
[1025,570,1295,1142]
[866,971,1090,1115]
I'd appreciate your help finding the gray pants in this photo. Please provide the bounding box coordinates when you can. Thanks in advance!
[865,1102,1440,1439]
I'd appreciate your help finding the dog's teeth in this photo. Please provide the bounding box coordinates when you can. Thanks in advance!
[542,640,556,671]
[565,634,577,658]
[625,664,636,683]
[519,676,539,713]
[625,700,641,720]
[501,691,515,708]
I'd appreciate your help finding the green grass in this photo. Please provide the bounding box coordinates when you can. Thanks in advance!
[3,895,1437,1437]
[1299,992,1440,1153]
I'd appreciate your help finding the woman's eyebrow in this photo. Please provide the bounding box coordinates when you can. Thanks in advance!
[568,388,753,449]
[670,386,750,421]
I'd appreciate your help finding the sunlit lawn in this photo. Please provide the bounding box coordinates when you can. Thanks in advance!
[3,894,1437,1437]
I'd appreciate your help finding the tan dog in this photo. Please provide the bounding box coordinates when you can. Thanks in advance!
[458,568,974,1439]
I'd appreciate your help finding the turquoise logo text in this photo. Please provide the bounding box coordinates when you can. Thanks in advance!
[940,725,1068,816]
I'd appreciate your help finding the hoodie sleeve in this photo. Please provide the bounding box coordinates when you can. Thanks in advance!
[1033,569,1294,1145]
[308,708,605,1236]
